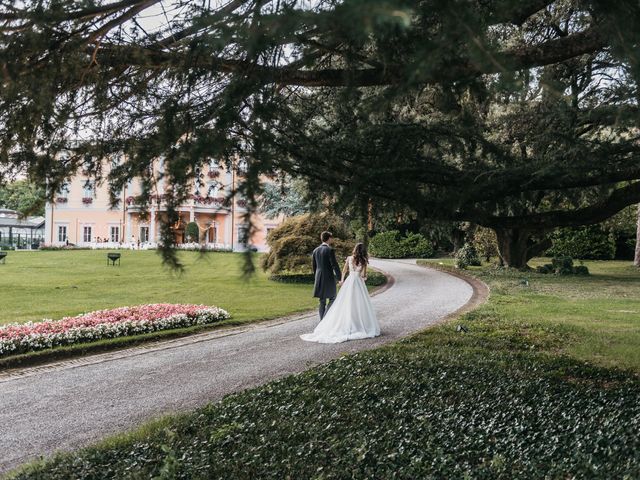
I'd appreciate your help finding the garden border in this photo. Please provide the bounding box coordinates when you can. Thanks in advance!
[0,272,394,377]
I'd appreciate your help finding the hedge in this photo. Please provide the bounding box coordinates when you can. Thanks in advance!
[369,231,434,259]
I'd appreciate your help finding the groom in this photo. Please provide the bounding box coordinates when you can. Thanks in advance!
[312,231,342,320]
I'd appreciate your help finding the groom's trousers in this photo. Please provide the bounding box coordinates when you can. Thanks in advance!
[319,297,335,320]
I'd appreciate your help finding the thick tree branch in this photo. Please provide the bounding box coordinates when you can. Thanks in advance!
[477,182,640,229]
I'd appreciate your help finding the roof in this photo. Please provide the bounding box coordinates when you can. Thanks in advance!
[0,211,45,229]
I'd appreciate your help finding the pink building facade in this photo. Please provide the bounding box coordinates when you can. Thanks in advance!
[44,158,281,252]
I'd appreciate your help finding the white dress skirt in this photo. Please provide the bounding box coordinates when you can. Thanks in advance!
[301,256,380,344]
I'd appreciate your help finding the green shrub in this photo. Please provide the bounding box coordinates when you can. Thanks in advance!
[369,231,434,258]
[261,214,354,274]
[536,257,590,276]
[535,264,554,274]
[551,256,574,275]
[402,232,434,258]
[455,243,481,269]
[473,227,499,261]
[573,265,590,275]
[185,222,200,243]
[547,226,616,260]
[369,231,407,258]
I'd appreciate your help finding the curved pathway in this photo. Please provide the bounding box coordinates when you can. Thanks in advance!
[0,260,474,474]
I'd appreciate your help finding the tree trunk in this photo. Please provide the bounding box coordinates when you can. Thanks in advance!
[635,204,640,267]
[495,228,531,269]
[494,228,552,269]
[451,227,465,253]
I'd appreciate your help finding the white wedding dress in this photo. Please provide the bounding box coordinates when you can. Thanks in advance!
[301,256,380,344]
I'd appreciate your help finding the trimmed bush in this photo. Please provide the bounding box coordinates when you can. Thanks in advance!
[547,226,615,260]
[369,231,433,259]
[536,256,590,276]
[455,243,481,269]
[403,232,435,258]
[261,214,354,274]
[369,231,408,258]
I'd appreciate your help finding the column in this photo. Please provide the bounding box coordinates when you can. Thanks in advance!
[224,214,232,250]
[44,202,53,244]
[125,211,132,243]
[150,208,156,243]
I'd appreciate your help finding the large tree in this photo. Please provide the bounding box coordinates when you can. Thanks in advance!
[1,0,639,267]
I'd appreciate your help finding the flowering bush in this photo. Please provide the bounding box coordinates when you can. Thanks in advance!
[82,197,93,204]
[55,197,68,204]
[0,304,231,357]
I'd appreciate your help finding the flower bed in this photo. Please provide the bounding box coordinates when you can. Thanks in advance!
[0,304,230,357]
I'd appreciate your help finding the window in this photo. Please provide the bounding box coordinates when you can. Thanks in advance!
[139,226,149,243]
[110,226,120,243]
[58,182,70,198]
[206,182,219,198]
[83,180,94,198]
[83,226,92,243]
[57,225,67,243]
[237,225,248,245]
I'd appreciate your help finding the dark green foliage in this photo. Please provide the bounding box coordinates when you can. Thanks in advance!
[455,243,481,269]
[402,232,434,258]
[369,231,408,258]
[261,214,353,274]
[185,222,200,243]
[2,0,640,272]
[552,256,576,275]
[536,257,590,276]
[369,231,433,259]
[573,265,590,275]
[548,226,616,260]
[13,321,640,479]
[258,177,310,219]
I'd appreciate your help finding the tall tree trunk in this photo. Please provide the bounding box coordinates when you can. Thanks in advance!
[635,204,640,267]
[495,228,531,269]
[494,228,552,269]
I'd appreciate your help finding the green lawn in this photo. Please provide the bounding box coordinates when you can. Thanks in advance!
[9,259,640,479]
[423,258,640,371]
[0,250,316,325]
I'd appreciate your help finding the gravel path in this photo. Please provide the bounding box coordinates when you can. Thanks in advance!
[0,259,474,474]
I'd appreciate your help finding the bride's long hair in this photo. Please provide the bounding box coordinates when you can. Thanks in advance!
[352,242,368,267]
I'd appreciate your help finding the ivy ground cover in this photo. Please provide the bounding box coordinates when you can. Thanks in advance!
[0,304,230,357]
[9,260,640,479]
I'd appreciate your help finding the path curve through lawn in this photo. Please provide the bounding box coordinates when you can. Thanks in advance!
[0,259,476,474]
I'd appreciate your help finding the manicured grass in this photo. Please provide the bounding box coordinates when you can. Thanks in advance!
[0,250,316,326]
[9,259,640,479]
[423,258,640,371]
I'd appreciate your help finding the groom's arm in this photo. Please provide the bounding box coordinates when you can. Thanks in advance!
[330,249,341,279]
[312,251,317,275]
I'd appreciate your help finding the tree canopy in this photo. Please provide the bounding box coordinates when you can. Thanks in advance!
[1,0,639,267]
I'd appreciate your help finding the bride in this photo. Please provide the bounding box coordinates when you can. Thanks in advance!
[301,243,380,344]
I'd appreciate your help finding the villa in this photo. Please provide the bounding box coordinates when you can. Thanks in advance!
[44,158,281,251]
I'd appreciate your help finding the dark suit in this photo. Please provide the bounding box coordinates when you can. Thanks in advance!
[312,243,342,319]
